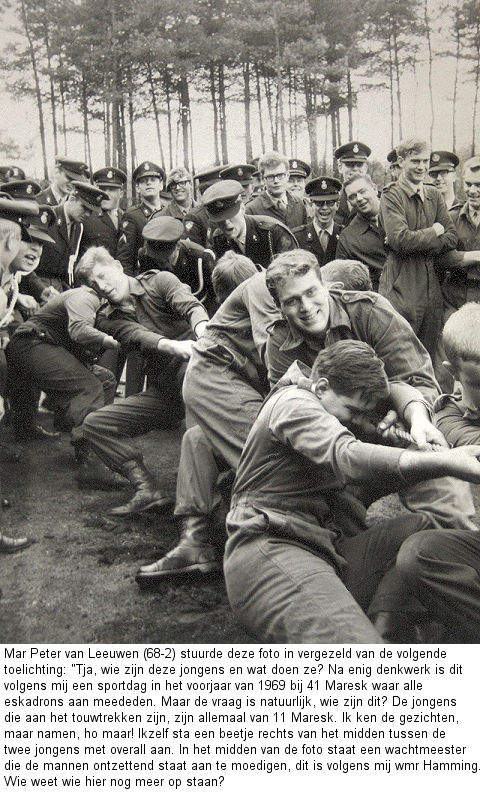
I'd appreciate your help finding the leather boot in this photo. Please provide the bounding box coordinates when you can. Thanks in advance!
[75,451,130,491]
[109,460,174,516]
[0,533,36,554]
[136,515,223,582]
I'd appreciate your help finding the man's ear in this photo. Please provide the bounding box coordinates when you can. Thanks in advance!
[313,377,329,397]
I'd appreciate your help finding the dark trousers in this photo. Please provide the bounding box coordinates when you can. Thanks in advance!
[6,337,116,444]
[397,529,480,642]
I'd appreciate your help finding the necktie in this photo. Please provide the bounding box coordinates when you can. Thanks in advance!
[472,211,479,228]
[109,210,118,230]
[320,230,329,252]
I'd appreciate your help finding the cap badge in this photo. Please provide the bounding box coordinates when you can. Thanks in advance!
[213,200,224,211]
[432,153,440,162]
[107,170,113,179]
[353,144,359,154]
[26,184,32,194]
[40,211,48,224]
[144,163,150,170]
[321,180,327,190]
[238,168,243,176]
[292,161,297,168]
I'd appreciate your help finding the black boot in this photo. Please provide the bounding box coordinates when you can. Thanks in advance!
[75,451,130,491]
[136,515,223,582]
[109,460,174,516]
[0,533,36,553]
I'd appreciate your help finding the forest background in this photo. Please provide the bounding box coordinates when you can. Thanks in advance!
[0,0,478,192]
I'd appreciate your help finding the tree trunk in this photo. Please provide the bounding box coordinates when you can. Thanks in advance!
[164,69,173,170]
[392,27,403,139]
[346,65,353,141]
[424,0,435,144]
[218,62,228,163]
[179,75,190,170]
[19,0,48,178]
[255,62,266,153]
[128,82,136,177]
[209,62,220,165]
[304,74,318,172]
[452,16,461,152]
[472,31,480,156]
[264,73,277,149]
[40,0,58,154]
[274,23,286,153]
[146,63,165,169]
[243,61,253,162]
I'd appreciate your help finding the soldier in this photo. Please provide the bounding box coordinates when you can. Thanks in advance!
[116,161,166,276]
[154,166,196,220]
[0,196,42,553]
[287,158,311,199]
[79,247,209,516]
[334,140,371,226]
[184,165,225,247]
[429,150,460,210]
[80,167,127,257]
[379,137,458,356]
[387,149,401,182]
[336,173,386,290]
[35,182,108,291]
[219,164,256,204]
[244,151,308,229]
[36,156,90,206]
[293,177,343,266]
[202,180,297,266]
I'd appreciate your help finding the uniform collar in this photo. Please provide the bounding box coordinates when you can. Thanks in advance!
[397,174,426,200]
[313,218,334,237]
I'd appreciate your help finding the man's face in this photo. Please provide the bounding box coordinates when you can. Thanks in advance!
[312,198,339,227]
[430,168,456,196]
[399,149,430,185]
[315,381,377,424]
[53,166,73,196]
[277,269,330,337]
[170,178,193,206]
[340,161,368,181]
[10,240,42,274]
[288,175,306,198]
[99,186,123,211]
[464,168,480,212]
[215,209,246,241]
[456,359,480,413]
[240,183,254,203]
[67,196,92,223]
[345,178,379,219]
[137,175,162,202]
[1,225,22,268]
[263,165,289,198]
[88,260,130,304]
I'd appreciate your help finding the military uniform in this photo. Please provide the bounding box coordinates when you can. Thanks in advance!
[244,189,307,230]
[36,156,90,206]
[212,214,297,265]
[224,361,429,644]
[183,205,212,247]
[294,220,341,265]
[82,271,208,472]
[7,287,116,444]
[80,208,123,258]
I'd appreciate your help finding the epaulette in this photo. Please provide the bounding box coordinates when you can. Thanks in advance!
[381,182,395,194]
[291,224,307,234]
[433,393,457,412]
[266,317,288,335]
[449,202,463,213]
[179,239,206,255]
[331,288,376,305]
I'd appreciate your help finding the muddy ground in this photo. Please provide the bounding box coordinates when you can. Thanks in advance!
[1,415,479,646]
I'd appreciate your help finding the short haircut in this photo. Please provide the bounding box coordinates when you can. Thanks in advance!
[0,218,21,244]
[343,172,377,192]
[396,137,430,159]
[463,156,480,176]
[258,151,289,174]
[266,249,321,305]
[211,251,257,303]
[442,303,480,368]
[312,339,389,404]
[75,245,116,284]
[320,260,372,291]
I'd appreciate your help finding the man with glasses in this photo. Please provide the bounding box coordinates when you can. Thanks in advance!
[156,167,196,220]
[293,177,343,266]
[117,161,167,276]
[428,151,460,210]
[245,151,307,230]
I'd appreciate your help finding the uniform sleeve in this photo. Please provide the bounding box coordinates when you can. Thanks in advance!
[435,401,480,448]
[270,224,298,255]
[183,214,208,247]
[152,272,209,332]
[96,309,164,351]
[335,231,349,260]
[19,272,46,302]
[265,324,297,386]
[270,391,406,488]
[116,213,141,276]
[380,188,447,254]
[64,288,110,349]
[360,294,440,407]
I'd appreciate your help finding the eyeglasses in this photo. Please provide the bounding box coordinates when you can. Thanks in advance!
[431,170,451,178]
[313,199,337,207]
[264,172,287,184]
[170,180,190,189]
